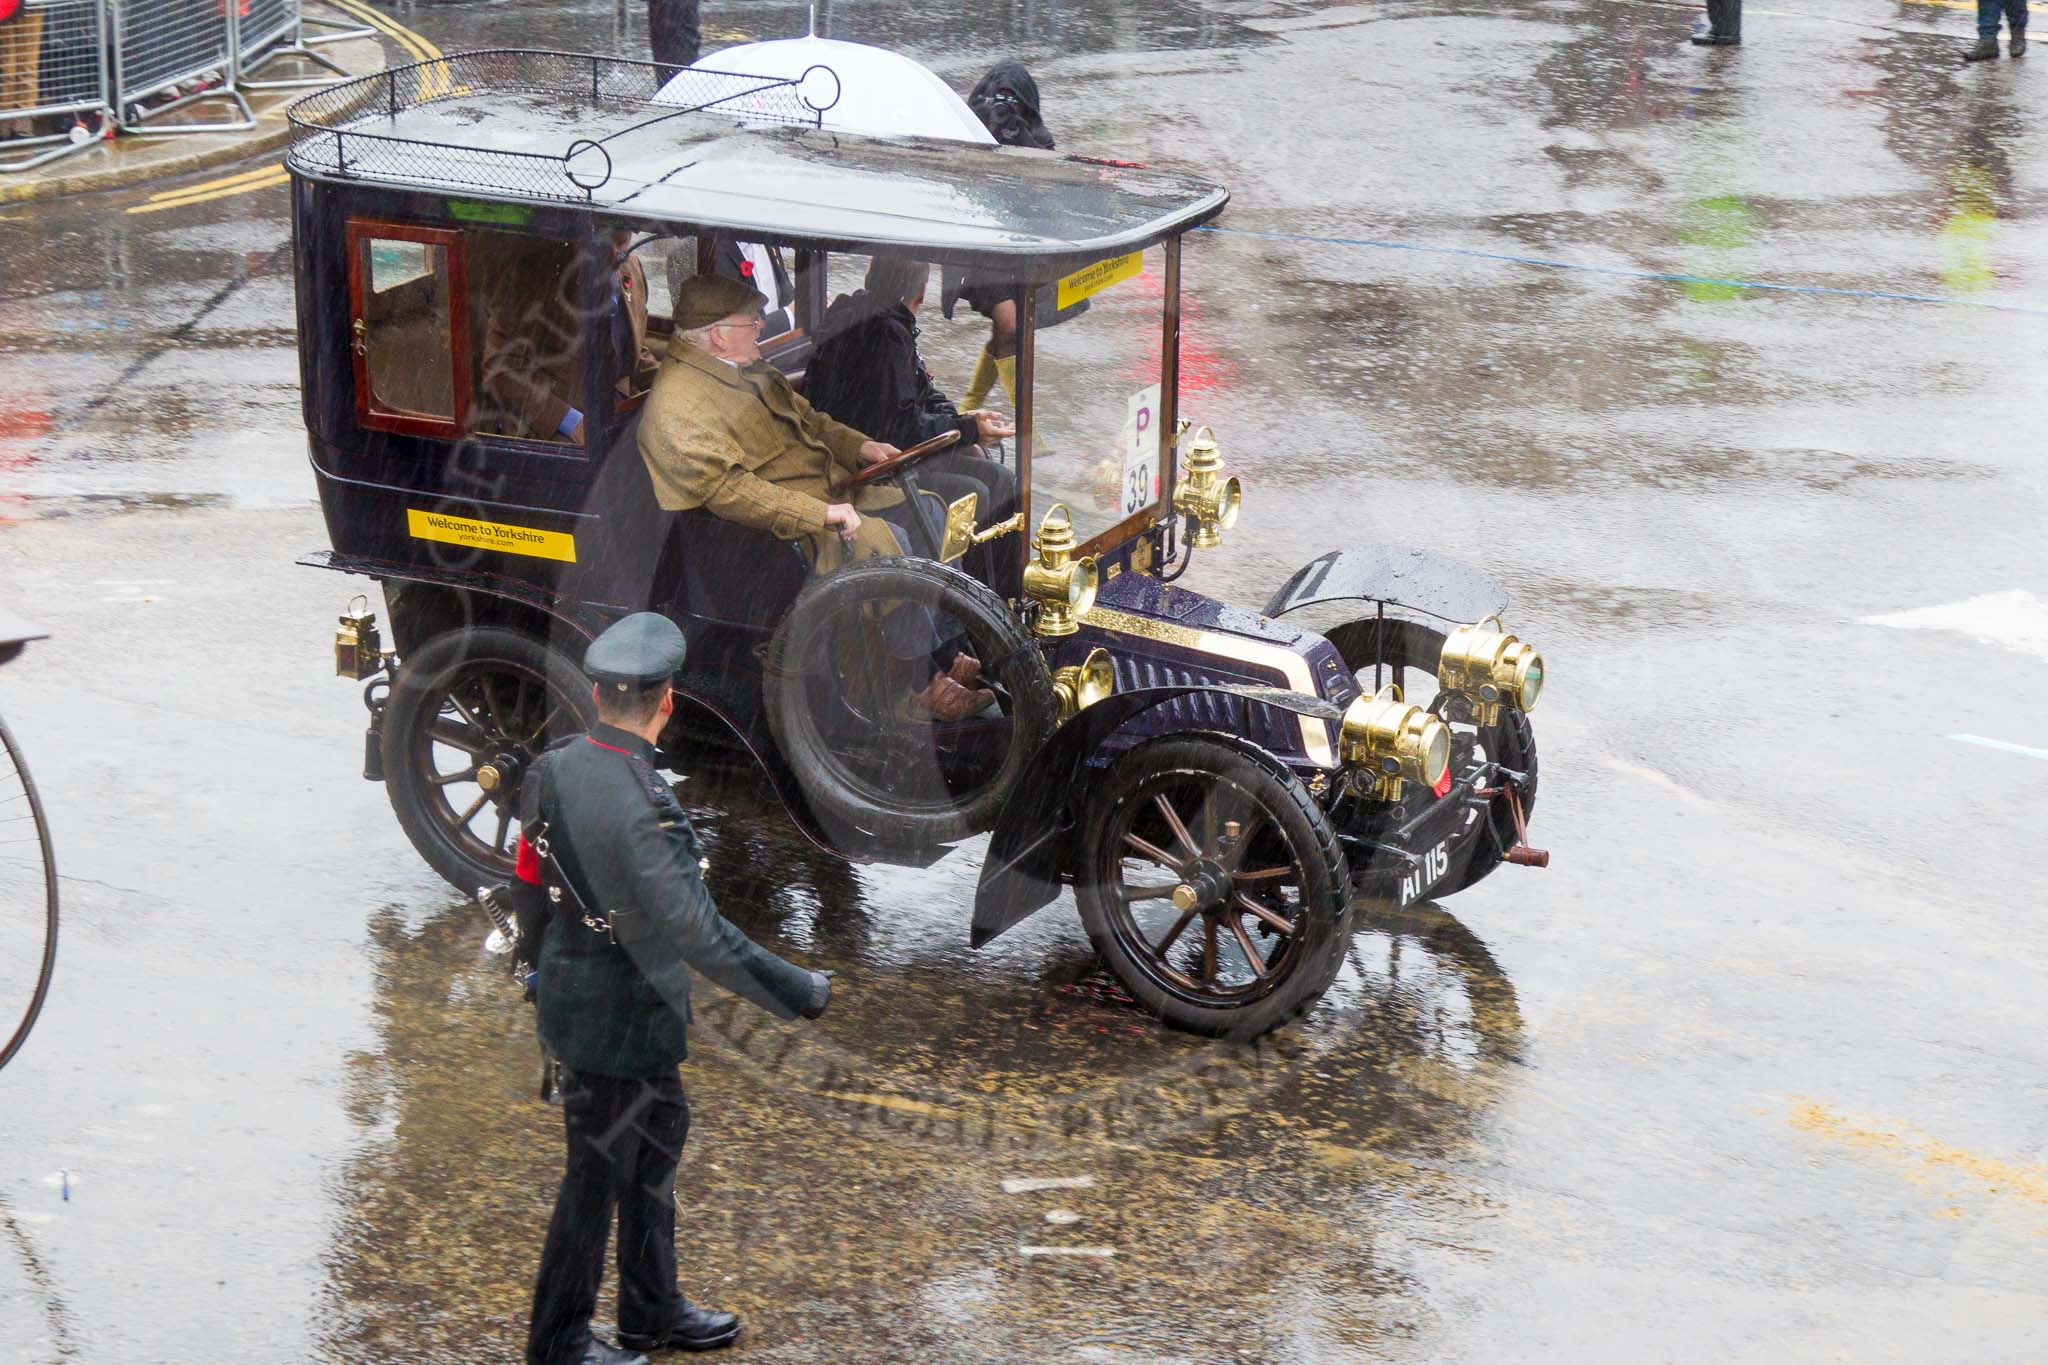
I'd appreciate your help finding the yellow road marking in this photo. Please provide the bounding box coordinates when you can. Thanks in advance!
[329,0,451,99]
[127,168,290,214]
[1787,1099,2048,1219]
[145,163,285,200]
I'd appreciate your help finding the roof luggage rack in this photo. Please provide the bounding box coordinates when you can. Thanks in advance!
[285,48,841,202]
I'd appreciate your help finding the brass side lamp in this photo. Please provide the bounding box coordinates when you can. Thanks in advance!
[1171,424,1242,549]
[1022,503,1099,637]
[335,595,383,680]
[1052,647,1115,723]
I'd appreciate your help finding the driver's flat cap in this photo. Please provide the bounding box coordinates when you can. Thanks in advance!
[584,612,686,691]
[674,273,767,330]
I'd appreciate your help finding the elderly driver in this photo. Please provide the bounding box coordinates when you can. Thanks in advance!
[637,274,993,721]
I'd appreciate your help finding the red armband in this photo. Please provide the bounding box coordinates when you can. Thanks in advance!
[514,832,541,885]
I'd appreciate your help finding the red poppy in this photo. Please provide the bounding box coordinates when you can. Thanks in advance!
[738,260,755,278]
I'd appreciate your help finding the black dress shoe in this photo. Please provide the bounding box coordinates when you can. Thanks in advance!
[1690,32,1741,44]
[574,1341,648,1365]
[617,1305,741,1353]
[1963,36,2001,60]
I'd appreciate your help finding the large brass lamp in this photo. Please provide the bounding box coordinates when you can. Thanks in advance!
[1436,617,1545,726]
[1171,424,1242,549]
[1339,683,1451,802]
[1051,647,1115,723]
[1022,503,1098,637]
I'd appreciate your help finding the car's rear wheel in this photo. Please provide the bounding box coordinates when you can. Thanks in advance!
[381,626,593,892]
[1323,616,1538,896]
[1076,735,1353,1039]
[764,557,1055,850]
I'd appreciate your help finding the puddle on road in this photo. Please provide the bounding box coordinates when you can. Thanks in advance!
[321,765,1527,1360]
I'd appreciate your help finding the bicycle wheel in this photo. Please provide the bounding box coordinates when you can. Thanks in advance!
[0,713,57,1072]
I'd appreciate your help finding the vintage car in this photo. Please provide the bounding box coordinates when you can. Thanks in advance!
[288,48,1548,1038]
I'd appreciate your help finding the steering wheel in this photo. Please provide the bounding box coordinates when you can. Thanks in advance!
[846,429,961,487]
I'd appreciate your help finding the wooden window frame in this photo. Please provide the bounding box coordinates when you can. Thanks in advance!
[345,217,473,439]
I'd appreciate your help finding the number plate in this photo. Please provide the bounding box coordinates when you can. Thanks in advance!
[1397,838,1452,907]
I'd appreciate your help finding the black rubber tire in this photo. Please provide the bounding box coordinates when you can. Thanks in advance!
[763,557,1055,848]
[1323,616,1539,896]
[1077,734,1354,1039]
[381,626,593,893]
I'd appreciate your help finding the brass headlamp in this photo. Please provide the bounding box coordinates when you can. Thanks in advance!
[335,594,383,680]
[1171,424,1242,549]
[1339,683,1451,802]
[1022,503,1098,637]
[1051,647,1114,723]
[1436,616,1545,726]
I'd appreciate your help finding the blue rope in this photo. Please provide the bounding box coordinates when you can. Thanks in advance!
[1194,224,2048,317]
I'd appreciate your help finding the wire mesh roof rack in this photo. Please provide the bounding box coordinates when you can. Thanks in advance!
[285,48,1229,272]
[287,49,842,204]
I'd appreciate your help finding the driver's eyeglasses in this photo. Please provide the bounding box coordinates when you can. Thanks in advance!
[709,318,763,333]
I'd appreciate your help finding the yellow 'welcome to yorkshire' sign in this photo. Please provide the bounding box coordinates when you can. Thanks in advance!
[407,508,578,563]
[1057,252,1141,311]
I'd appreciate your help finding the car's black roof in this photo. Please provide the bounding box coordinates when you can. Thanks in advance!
[285,50,1228,276]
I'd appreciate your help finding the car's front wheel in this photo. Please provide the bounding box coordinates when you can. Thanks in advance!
[1076,735,1353,1038]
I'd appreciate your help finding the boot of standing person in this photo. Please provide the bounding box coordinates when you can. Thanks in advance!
[1691,0,1741,45]
[1962,0,2018,59]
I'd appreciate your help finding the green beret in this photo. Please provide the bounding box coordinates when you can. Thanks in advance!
[675,273,767,330]
[584,612,686,692]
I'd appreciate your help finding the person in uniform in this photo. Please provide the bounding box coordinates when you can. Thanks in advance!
[519,613,833,1365]
[803,256,1021,600]
[637,274,993,719]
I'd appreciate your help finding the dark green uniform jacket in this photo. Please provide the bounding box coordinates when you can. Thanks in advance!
[533,725,817,1078]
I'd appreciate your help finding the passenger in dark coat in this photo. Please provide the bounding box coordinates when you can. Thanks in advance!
[805,257,1022,600]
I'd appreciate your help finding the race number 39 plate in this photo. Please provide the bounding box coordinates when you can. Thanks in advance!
[1120,383,1161,517]
[1398,839,1451,907]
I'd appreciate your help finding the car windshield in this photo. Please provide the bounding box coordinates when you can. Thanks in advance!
[1022,244,1170,548]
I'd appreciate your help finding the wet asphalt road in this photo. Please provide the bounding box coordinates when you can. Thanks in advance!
[4,0,2048,1360]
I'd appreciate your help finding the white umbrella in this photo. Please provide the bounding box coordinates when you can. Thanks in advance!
[654,35,995,145]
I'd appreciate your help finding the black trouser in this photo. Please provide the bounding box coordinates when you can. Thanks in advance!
[910,450,1023,602]
[1706,0,1741,37]
[648,0,701,77]
[527,1068,691,1365]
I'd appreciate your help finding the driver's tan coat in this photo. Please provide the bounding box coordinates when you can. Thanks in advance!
[638,340,905,567]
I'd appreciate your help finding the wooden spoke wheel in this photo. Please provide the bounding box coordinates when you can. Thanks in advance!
[1078,735,1352,1038]
[381,627,593,892]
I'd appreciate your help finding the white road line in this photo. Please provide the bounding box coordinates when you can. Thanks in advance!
[1001,1176,1096,1194]
[1018,1246,1116,1258]
[1862,590,2048,664]
[1950,734,2048,762]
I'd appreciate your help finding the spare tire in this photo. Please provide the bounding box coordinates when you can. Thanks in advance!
[763,557,1055,849]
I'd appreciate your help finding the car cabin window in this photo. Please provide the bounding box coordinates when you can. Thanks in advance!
[344,220,469,438]
[468,228,592,447]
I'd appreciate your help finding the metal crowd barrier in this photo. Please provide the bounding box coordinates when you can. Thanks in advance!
[0,0,113,171]
[0,0,364,171]
[111,0,254,132]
